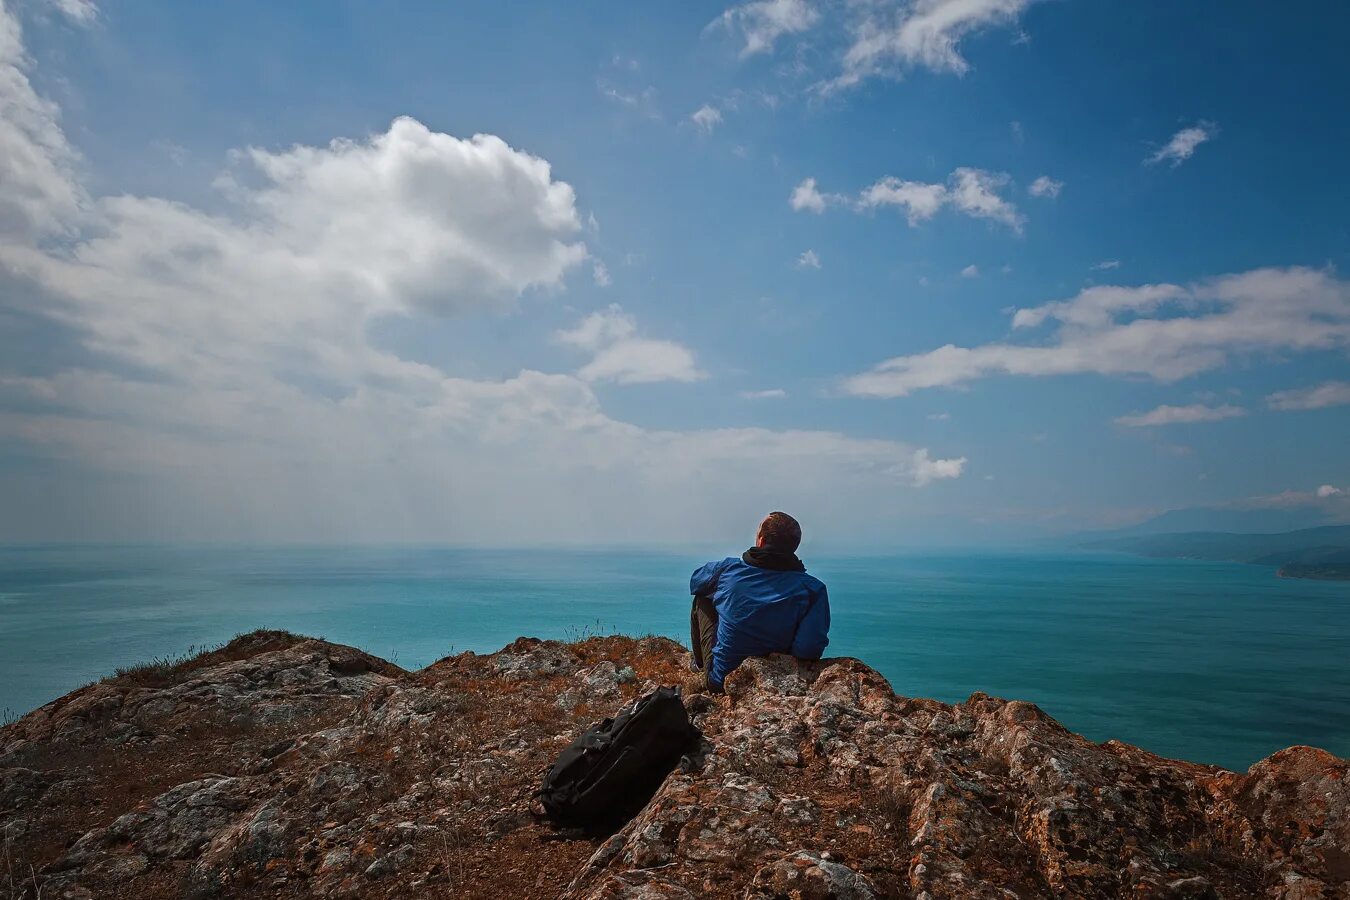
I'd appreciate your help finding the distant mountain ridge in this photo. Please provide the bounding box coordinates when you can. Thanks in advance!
[1083,524,1350,580]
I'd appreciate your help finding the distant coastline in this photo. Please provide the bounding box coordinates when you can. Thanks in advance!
[1277,563,1350,581]
[1082,524,1350,581]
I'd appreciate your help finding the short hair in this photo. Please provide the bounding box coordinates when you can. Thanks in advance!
[757,511,802,553]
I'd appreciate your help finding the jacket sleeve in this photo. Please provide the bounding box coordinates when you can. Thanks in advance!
[789,584,830,660]
[690,559,726,597]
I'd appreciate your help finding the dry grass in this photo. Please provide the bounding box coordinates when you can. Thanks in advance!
[104,629,307,688]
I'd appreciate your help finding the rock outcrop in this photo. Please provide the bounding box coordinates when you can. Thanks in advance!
[2,630,1346,899]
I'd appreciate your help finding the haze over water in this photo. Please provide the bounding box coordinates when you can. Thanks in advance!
[2,544,1345,772]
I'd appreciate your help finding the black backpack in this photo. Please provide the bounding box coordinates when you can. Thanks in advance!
[536,686,701,828]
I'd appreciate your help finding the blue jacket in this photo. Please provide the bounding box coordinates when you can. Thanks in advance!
[690,555,830,688]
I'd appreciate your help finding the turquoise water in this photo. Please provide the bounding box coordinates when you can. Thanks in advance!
[1,544,1346,771]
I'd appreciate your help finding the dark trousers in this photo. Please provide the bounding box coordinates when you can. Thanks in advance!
[690,594,718,677]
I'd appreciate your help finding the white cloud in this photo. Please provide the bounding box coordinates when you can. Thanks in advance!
[910,448,967,486]
[713,0,820,57]
[557,306,704,385]
[1027,175,1062,198]
[844,267,1350,397]
[1114,403,1247,427]
[946,168,1023,232]
[1317,484,1344,499]
[691,104,723,133]
[0,3,86,240]
[927,412,950,421]
[592,261,611,287]
[1267,380,1350,411]
[0,4,965,543]
[50,0,98,24]
[797,249,821,269]
[830,167,1023,232]
[828,0,1036,91]
[1092,259,1121,271]
[960,264,979,279]
[789,177,829,213]
[857,177,948,225]
[598,82,660,119]
[741,388,787,399]
[1147,121,1217,167]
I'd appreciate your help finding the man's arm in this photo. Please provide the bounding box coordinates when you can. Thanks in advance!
[690,558,726,597]
[789,584,830,660]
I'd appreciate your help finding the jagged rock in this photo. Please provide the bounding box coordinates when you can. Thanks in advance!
[0,767,49,809]
[746,851,879,899]
[2,630,1346,899]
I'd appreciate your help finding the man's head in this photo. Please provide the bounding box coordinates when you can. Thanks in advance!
[755,511,802,554]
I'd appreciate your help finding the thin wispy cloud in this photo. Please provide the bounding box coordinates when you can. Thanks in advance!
[797,249,821,269]
[801,167,1024,232]
[1114,404,1247,427]
[1267,381,1350,411]
[51,0,98,24]
[826,0,1039,91]
[712,0,819,57]
[690,104,723,133]
[844,267,1350,397]
[741,388,788,399]
[1147,121,1217,167]
[556,305,705,384]
[1092,260,1121,270]
[598,81,660,119]
[1028,175,1062,198]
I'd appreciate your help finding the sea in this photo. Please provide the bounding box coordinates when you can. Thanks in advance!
[1,544,1346,772]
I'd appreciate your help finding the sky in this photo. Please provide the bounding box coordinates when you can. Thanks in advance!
[1,0,1348,548]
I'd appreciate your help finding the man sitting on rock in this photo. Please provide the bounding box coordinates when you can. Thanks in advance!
[687,511,830,692]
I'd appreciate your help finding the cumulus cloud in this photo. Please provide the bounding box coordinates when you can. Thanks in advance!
[0,2,965,543]
[946,168,1024,231]
[789,177,829,213]
[712,0,820,57]
[809,167,1023,232]
[1027,175,1062,198]
[910,448,967,486]
[1266,380,1350,411]
[827,0,1037,91]
[556,305,705,385]
[690,103,723,133]
[1146,121,1217,167]
[960,264,979,278]
[797,249,821,269]
[843,267,1350,397]
[1114,403,1247,427]
[857,177,948,225]
[1318,484,1344,498]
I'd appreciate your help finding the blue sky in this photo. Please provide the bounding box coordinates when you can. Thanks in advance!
[1,0,1348,546]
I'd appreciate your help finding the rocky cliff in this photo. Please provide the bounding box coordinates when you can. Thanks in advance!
[2,631,1346,899]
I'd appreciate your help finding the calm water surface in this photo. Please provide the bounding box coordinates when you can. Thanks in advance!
[1,544,1345,771]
